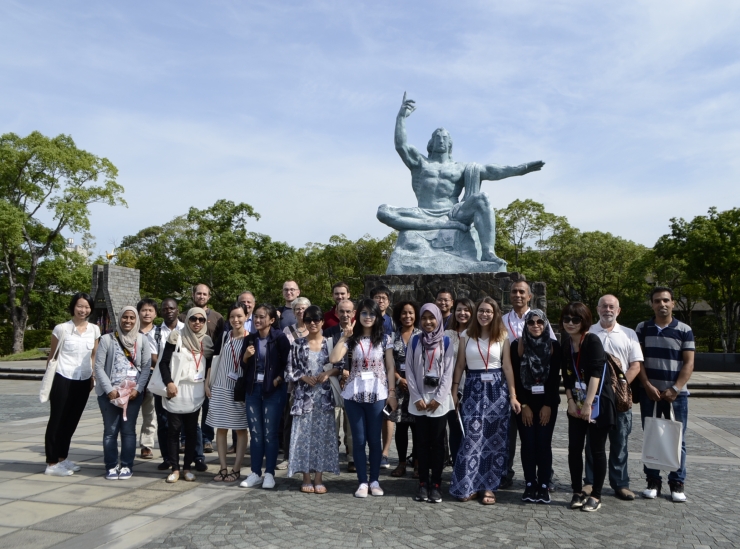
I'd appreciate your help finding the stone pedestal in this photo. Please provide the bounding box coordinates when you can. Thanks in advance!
[364,272,546,316]
[90,264,141,334]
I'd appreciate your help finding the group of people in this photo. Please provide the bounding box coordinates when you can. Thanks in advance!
[42,277,694,511]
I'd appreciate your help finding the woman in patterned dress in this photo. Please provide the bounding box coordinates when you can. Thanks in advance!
[285,306,341,493]
[329,299,397,498]
[206,303,250,483]
[449,297,522,504]
[388,300,421,478]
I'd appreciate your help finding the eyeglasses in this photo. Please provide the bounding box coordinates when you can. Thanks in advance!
[360,311,376,318]
[283,288,299,293]
[304,318,322,325]
[374,296,389,302]
[189,316,206,323]
[478,310,494,316]
[526,319,545,326]
[562,316,582,325]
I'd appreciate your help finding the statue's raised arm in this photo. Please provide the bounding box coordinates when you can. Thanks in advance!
[480,160,545,181]
[395,92,423,170]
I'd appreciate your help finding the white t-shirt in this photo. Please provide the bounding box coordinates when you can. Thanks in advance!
[139,326,159,357]
[589,322,643,373]
[51,321,101,380]
[158,321,185,357]
[461,330,503,370]
[504,309,557,342]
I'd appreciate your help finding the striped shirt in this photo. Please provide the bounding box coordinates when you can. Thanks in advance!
[635,318,694,393]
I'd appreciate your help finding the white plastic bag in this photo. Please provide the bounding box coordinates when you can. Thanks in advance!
[39,328,68,403]
[641,401,682,471]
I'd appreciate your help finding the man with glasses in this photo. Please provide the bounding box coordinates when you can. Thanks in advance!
[370,285,395,336]
[585,294,643,501]
[502,277,556,489]
[435,289,454,330]
[137,299,160,460]
[324,282,351,329]
[278,281,300,330]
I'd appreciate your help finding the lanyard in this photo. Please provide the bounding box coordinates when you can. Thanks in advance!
[476,339,492,371]
[507,311,522,339]
[230,333,242,371]
[426,345,438,373]
[570,333,586,385]
[357,338,371,369]
[191,342,204,371]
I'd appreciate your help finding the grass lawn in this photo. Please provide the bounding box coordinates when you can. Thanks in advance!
[0,348,48,361]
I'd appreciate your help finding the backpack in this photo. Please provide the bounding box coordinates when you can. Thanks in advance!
[606,353,632,412]
[410,334,451,355]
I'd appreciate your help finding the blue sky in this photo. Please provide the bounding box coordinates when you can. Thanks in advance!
[2,0,740,255]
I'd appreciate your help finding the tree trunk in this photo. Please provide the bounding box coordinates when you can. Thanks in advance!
[11,308,28,354]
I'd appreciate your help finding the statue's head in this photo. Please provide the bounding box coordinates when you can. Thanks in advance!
[427,128,453,157]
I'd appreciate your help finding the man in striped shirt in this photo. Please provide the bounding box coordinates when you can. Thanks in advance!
[635,287,695,503]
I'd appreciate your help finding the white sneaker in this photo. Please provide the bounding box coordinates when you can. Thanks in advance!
[263,473,275,489]
[45,463,73,477]
[354,483,369,498]
[59,459,81,472]
[642,479,661,499]
[370,481,384,496]
[670,482,687,503]
[240,472,263,488]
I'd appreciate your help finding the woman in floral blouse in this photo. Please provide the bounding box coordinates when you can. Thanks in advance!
[285,306,341,493]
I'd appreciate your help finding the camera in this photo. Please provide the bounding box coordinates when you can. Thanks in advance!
[423,375,440,387]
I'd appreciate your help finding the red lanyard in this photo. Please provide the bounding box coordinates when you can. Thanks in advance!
[570,333,586,381]
[230,334,242,372]
[191,342,204,371]
[426,346,438,372]
[476,339,491,371]
[357,339,370,369]
[507,311,523,339]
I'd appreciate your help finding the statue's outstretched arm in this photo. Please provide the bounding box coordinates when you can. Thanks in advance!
[480,160,545,181]
[395,92,422,170]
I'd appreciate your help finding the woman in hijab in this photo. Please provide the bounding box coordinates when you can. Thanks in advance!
[94,306,152,480]
[510,309,561,504]
[157,307,214,482]
[405,303,456,504]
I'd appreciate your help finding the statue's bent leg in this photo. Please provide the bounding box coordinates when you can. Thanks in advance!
[377,205,468,232]
[452,192,499,261]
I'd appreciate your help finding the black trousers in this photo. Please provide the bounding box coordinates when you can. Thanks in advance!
[395,421,416,463]
[568,415,608,499]
[445,409,463,466]
[415,415,447,485]
[45,373,91,464]
[515,404,557,486]
[168,410,199,471]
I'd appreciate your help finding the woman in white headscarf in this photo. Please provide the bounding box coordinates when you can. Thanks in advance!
[94,306,152,481]
[157,307,214,482]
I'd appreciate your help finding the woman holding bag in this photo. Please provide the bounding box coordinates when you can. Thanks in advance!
[560,302,615,512]
[285,306,341,493]
[158,307,214,483]
[94,306,152,480]
[206,303,250,483]
[44,292,100,477]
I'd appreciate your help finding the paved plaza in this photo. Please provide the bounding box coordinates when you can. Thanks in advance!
[0,369,739,549]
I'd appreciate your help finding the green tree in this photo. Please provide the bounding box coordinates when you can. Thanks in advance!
[0,132,123,353]
[497,199,568,270]
[654,207,740,352]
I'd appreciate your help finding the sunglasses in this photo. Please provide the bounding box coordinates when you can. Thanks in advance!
[526,319,545,326]
[360,311,376,318]
[562,316,582,325]
[304,318,322,325]
[189,316,206,323]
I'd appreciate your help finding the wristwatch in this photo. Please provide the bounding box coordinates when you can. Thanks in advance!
[671,384,680,393]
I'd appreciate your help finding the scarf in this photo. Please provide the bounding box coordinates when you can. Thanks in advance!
[116,306,140,354]
[169,306,214,358]
[519,308,552,391]
[419,303,444,348]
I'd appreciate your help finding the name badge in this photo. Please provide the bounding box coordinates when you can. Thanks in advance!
[256,373,265,382]
[227,371,239,381]
[531,384,545,394]
[126,368,138,378]
[399,363,406,371]
[575,382,587,391]
[480,372,494,382]
[360,371,374,381]
[193,369,204,382]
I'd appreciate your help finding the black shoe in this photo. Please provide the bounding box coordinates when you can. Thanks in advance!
[429,484,442,503]
[157,460,171,471]
[415,483,428,502]
[499,475,514,490]
[195,460,208,472]
[522,483,537,503]
[570,493,586,509]
[581,496,601,512]
[536,485,551,504]
[203,442,213,454]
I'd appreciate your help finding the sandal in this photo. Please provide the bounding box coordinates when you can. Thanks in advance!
[314,484,327,494]
[213,468,228,482]
[480,490,496,505]
[390,463,407,477]
[223,470,241,482]
[300,483,315,493]
[458,492,478,502]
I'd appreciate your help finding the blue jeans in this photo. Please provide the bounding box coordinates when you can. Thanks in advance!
[245,383,285,476]
[98,392,143,470]
[154,395,170,462]
[585,409,632,489]
[344,399,385,485]
[640,392,688,484]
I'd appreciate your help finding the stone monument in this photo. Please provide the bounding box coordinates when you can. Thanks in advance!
[90,264,141,334]
[377,93,545,275]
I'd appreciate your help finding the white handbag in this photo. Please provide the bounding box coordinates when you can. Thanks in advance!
[148,336,180,398]
[641,401,683,471]
[39,328,68,403]
[208,332,226,389]
[163,340,205,414]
